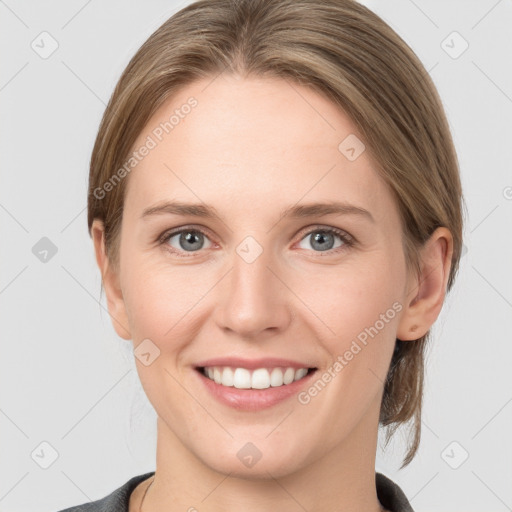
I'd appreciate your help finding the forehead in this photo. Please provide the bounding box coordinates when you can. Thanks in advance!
[125,74,395,222]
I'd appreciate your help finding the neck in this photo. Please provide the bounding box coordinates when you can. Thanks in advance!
[144,399,385,512]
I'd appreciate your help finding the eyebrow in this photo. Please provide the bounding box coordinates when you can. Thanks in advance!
[141,200,374,223]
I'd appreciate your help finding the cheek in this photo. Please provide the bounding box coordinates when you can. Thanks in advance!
[295,254,403,392]
[121,250,214,340]
[298,256,403,337]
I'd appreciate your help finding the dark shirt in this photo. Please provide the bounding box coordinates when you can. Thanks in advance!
[55,471,414,511]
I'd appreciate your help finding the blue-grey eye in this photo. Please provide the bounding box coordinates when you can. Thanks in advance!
[298,229,345,252]
[166,230,213,252]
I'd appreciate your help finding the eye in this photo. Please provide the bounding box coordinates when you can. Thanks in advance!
[160,227,214,256]
[296,226,354,254]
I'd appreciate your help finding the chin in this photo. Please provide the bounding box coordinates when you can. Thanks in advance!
[196,436,308,480]
[206,455,302,481]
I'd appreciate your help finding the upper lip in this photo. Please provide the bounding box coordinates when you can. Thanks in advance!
[195,357,317,370]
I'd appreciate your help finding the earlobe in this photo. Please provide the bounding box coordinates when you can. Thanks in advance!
[396,227,454,341]
[91,220,132,340]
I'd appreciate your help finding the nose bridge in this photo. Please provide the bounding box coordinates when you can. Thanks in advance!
[216,234,291,337]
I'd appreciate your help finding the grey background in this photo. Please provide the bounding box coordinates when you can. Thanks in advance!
[1,0,511,510]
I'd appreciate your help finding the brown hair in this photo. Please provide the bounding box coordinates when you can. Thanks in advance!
[88,0,466,467]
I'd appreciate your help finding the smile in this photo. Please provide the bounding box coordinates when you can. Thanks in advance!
[199,366,315,389]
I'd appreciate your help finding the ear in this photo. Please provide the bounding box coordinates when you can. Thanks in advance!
[396,227,454,341]
[91,219,132,340]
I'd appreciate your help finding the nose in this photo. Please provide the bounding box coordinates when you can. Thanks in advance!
[214,240,293,340]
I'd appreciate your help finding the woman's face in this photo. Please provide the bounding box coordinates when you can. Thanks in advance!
[104,74,417,478]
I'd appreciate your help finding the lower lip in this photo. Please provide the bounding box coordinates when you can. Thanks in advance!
[195,368,317,411]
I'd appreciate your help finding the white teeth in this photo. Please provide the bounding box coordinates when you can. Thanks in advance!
[295,368,308,381]
[202,366,311,389]
[221,367,234,387]
[270,367,284,387]
[233,368,251,389]
[283,367,295,385]
[251,368,270,389]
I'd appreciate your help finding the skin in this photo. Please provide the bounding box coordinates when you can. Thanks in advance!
[92,74,453,512]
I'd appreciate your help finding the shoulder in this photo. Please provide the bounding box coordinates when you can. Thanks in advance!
[54,472,155,512]
[376,472,415,512]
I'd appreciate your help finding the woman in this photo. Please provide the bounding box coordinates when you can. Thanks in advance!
[58,0,464,510]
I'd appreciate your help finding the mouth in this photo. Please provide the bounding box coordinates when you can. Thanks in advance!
[196,366,317,390]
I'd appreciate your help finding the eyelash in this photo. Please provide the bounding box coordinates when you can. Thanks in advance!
[158,225,355,259]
